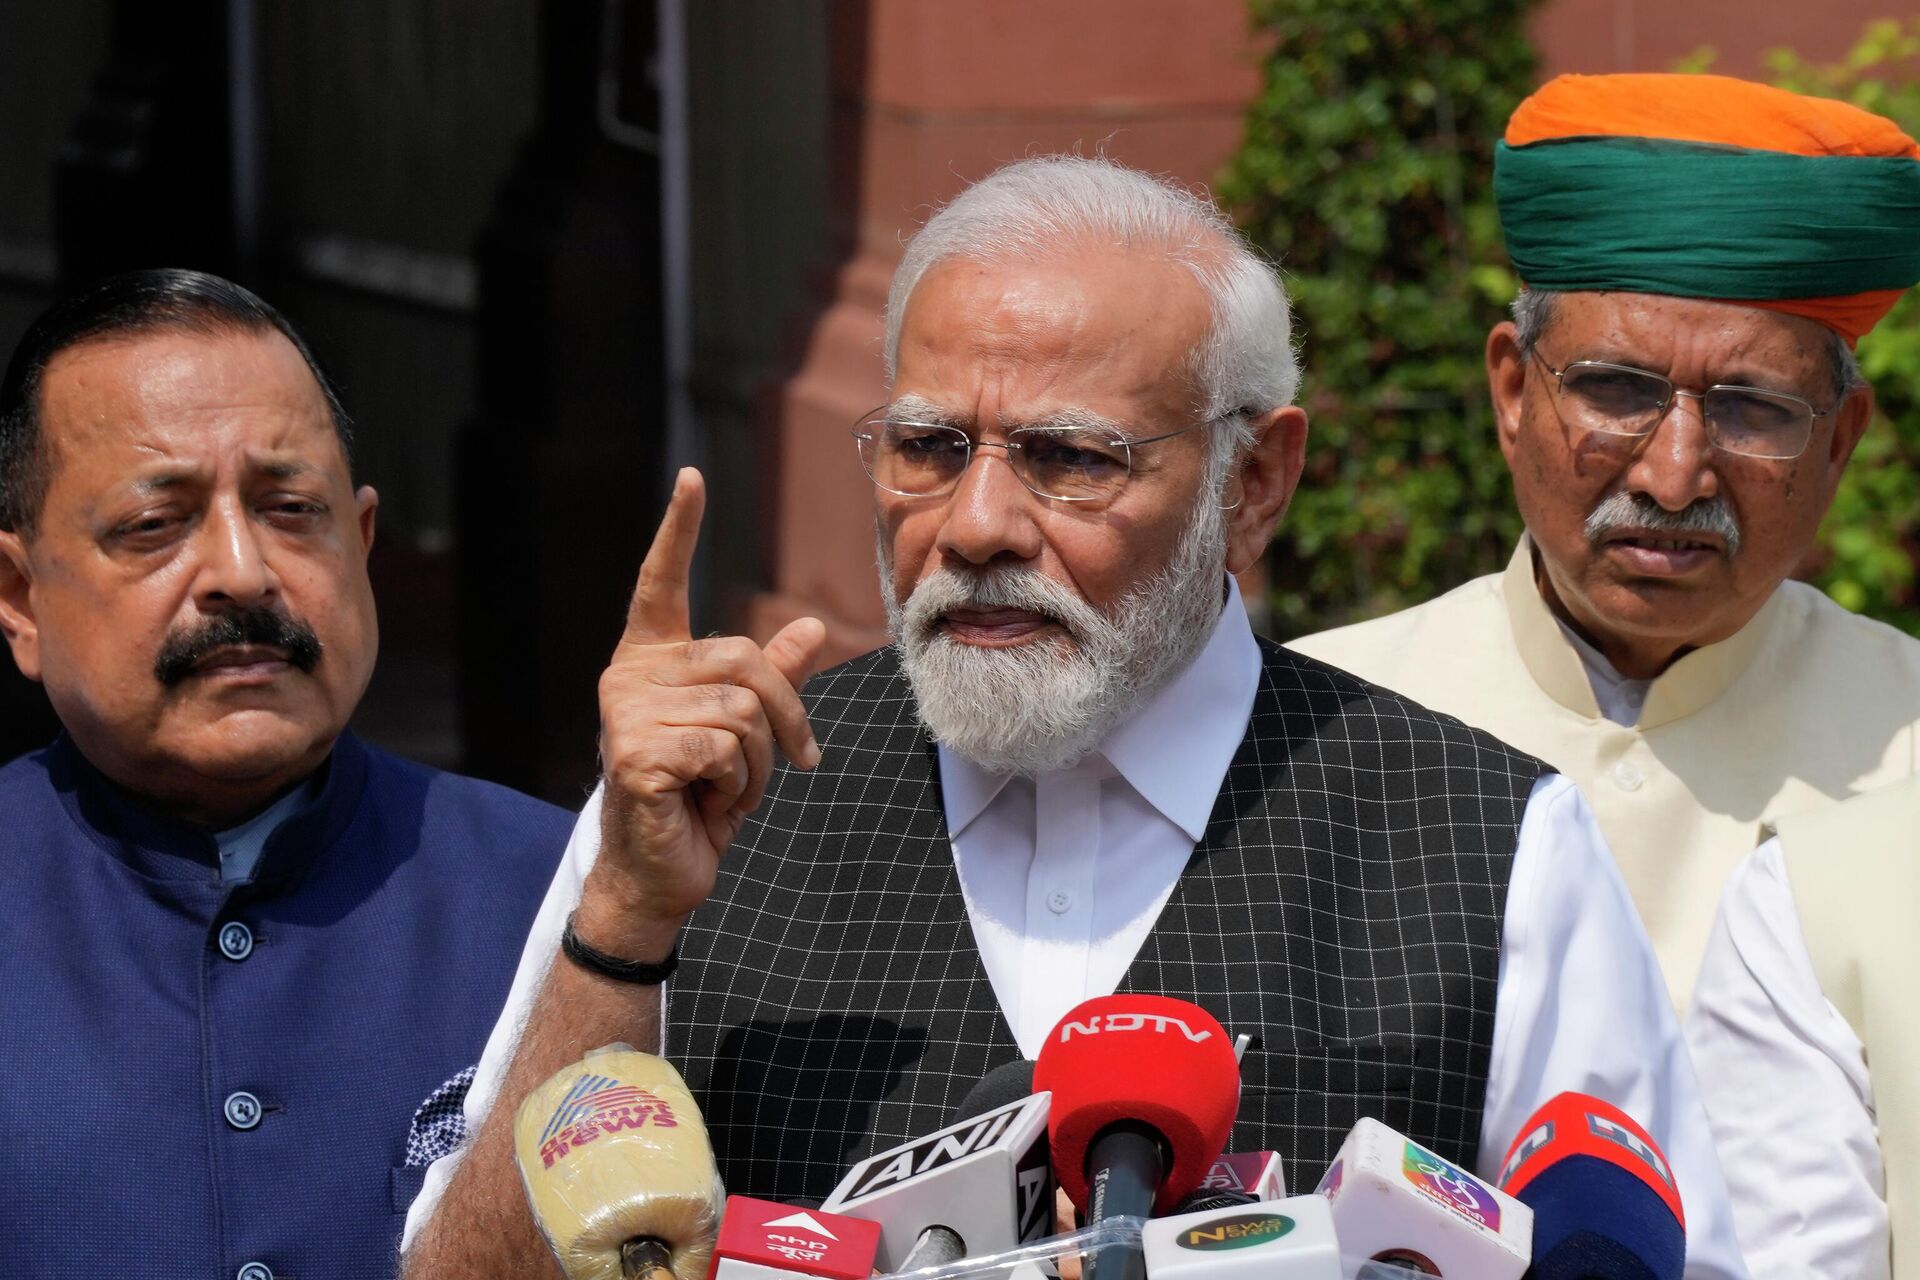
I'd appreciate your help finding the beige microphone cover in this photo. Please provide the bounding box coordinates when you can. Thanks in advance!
[515,1044,725,1280]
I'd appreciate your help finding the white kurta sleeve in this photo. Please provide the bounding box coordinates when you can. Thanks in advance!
[1479,773,1749,1280]
[1684,839,1887,1280]
[400,783,608,1250]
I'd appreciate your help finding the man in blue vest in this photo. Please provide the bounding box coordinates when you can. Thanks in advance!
[0,268,571,1279]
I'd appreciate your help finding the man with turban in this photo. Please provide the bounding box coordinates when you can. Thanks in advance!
[1291,72,1920,1007]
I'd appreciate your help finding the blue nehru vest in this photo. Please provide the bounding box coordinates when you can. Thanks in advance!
[0,732,571,1280]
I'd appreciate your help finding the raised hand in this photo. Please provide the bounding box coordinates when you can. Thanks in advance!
[584,468,827,956]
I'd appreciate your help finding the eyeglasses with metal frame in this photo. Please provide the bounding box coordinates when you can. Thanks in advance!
[1526,345,1840,461]
[850,406,1213,507]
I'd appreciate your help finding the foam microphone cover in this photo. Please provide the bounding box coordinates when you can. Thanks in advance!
[514,1044,726,1280]
[1496,1092,1686,1280]
[955,1059,1036,1121]
[1033,995,1240,1214]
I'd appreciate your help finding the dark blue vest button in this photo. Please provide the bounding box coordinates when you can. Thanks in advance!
[224,1090,263,1131]
[217,921,254,961]
[236,1263,273,1280]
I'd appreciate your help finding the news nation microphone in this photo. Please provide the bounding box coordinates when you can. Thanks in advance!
[821,1062,1053,1272]
[1143,1195,1343,1280]
[1033,995,1241,1280]
[1314,1117,1532,1279]
[1495,1093,1685,1280]
[513,1044,726,1280]
[708,1197,880,1280]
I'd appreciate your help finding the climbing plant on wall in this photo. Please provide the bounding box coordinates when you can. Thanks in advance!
[1220,0,1542,636]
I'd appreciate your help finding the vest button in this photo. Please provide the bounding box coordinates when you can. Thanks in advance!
[236,1263,274,1280]
[217,921,254,961]
[1610,761,1644,792]
[224,1090,263,1131]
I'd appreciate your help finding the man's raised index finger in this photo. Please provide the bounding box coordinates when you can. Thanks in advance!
[622,467,705,646]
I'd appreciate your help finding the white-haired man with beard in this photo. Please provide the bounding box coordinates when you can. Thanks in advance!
[399,155,1747,1279]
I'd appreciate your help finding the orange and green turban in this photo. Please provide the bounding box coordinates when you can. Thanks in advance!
[1494,73,1920,341]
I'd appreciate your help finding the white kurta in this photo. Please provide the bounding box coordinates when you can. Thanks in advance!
[404,579,1747,1277]
[1685,839,1888,1280]
[1288,539,1920,1006]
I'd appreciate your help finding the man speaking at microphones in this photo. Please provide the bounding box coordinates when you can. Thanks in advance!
[401,156,1746,1278]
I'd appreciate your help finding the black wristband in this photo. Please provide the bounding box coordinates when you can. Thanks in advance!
[561,911,679,985]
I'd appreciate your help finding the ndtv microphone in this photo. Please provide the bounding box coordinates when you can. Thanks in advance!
[707,1197,880,1280]
[1314,1117,1532,1279]
[1033,995,1241,1280]
[513,1044,725,1280]
[1496,1093,1685,1280]
[820,1064,1053,1272]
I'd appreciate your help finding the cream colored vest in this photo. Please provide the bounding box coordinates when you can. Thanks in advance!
[1290,539,1920,1006]
[1776,779,1920,1276]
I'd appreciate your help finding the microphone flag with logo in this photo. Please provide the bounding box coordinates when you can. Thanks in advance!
[1496,1092,1685,1280]
[513,1044,725,1280]
[1033,994,1241,1216]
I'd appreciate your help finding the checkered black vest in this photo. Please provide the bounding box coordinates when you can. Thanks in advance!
[666,640,1544,1202]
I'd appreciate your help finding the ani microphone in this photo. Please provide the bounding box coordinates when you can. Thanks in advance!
[513,1044,727,1280]
[820,1060,1054,1272]
[1033,995,1242,1280]
[1495,1092,1685,1280]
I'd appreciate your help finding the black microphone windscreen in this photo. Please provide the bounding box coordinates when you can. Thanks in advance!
[1171,1186,1258,1216]
[953,1060,1036,1123]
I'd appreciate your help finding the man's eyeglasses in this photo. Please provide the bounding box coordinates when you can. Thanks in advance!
[1527,347,1839,461]
[850,408,1207,506]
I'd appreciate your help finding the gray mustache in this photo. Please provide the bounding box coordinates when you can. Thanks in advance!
[1583,490,1741,557]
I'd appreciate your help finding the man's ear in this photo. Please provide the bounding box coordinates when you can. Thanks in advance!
[355,484,378,556]
[0,531,42,682]
[1827,382,1874,473]
[1487,321,1529,465]
[1224,404,1309,575]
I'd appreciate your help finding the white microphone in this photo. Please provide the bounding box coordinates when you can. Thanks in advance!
[1142,1195,1343,1280]
[1313,1118,1532,1279]
[821,1084,1054,1271]
[708,1196,881,1280]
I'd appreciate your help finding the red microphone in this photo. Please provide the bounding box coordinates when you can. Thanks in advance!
[1496,1092,1685,1280]
[1033,996,1241,1280]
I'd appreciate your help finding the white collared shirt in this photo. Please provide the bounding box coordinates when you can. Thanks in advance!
[1553,616,1653,728]
[941,575,1261,1052]
[1686,839,1887,1279]
[404,579,1748,1278]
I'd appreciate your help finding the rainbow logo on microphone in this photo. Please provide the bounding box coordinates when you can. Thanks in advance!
[1400,1140,1502,1232]
[536,1072,681,1168]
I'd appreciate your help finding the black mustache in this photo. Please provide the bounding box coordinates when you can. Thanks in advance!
[154,607,323,687]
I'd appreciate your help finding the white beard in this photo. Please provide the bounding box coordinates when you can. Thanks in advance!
[881,489,1229,777]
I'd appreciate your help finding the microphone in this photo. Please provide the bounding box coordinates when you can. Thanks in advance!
[513,1044,726,1280]
[1142,1194,1343,1280]
[1170,1151,1287,1215]
[1033,995,1242,1280]
[1198,1151,1286,1203]
[708,1197,881,1280]
[821,1061,1054,1272]
[1495,1092,1685,1280]
[1313,1117,1532,1279]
